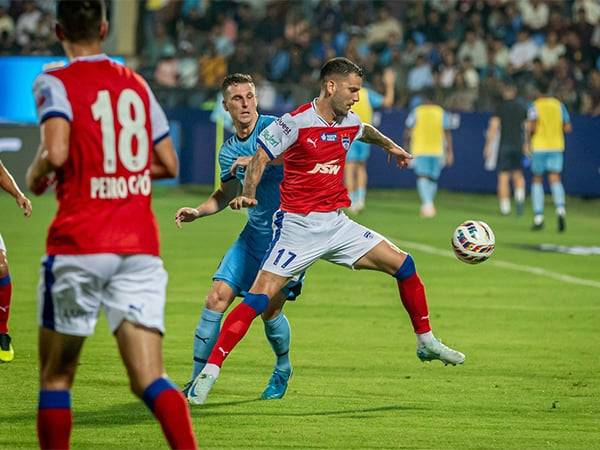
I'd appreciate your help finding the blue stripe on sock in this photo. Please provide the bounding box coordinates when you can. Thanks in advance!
[142,377,177,412]
[0,275,10,287]
[39,390,71,409]
[394,255,416,281]
[242,293,269,314]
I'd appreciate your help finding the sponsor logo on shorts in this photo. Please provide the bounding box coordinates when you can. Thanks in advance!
[307,159,341,175]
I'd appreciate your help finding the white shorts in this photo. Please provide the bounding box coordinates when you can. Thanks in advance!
[0,233,5,252]
[38,254,168,337]
[261,210,384,278]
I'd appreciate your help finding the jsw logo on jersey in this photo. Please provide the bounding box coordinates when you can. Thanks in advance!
[307,159,341,175]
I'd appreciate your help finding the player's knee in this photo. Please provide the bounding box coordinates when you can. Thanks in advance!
[40,368,76,390]
[205,290,233,312]
[242,292,269,315]
[393,254,417,281]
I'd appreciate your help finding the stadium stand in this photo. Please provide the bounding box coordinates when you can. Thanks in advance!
[2,0,599,115]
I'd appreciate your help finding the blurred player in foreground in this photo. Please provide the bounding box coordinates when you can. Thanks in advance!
[190,57,465,405]
[26,1,196,448]
[403,89,454,218]
[484,83,527,216]
[175,73,303,404]
[525,84,572,232]
[0,159,32,362]
[345,68,395,213]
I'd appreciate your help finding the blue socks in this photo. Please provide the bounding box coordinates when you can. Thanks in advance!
[192,308,223,379]
[394,254,416,281]
[264,313,292,373]
[417,178,437,206]
[142,377,177,411]
[356,187,366,204]
[550,181,566,215]
[532,182,544,215]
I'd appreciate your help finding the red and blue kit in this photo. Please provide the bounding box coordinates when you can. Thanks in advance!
[257,100,363,214]
[33,54,170,256]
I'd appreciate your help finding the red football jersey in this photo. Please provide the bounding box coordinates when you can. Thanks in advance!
[33,55,170,256]
[256,101,363,214]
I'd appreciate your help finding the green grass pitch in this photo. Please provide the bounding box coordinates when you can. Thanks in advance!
[1,187,599,449]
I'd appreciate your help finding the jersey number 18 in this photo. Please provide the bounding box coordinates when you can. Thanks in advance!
[92,89,149,174]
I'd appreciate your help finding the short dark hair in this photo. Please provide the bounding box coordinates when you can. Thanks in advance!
[319,57,363,83]
[221,73,255,95]
[57,0,106,43]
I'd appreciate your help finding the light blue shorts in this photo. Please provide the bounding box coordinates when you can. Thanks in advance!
[346,140,371,162]
[531,151,563,175]
[414,156,444,180]
[214,230,303,300]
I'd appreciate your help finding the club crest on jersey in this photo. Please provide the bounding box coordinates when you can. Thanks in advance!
[341,135,351,150]
[320,132,338,142]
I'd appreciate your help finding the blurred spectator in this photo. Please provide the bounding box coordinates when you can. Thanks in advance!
[0,6,15,52]
[508,28,538,73]
[457,30,487,70]
[154,53,178,87]
[145,22,176,67]
[491,37,510,69]
[407,53,433,93]
[461,56,480,90]
[15,1,41,51]
[437,49,459,89]
[519,0,549,32]
[199,43,227,89]
[539,31,565,70]
[366,4,403,48]
[580,69,600,116]
[572,0,600,25]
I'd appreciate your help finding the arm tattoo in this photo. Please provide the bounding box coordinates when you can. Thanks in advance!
[359,124,394,150]
[241,149,268,198]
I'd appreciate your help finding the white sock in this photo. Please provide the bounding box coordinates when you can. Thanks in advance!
[514,187,525,203]
[417,331,434,345]
[499,198,511,215]
[534,214,544,225]
[202,363,221,378]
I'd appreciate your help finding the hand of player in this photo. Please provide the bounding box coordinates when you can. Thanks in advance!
[445,152,454,167]
[386,144,412,169]
[175,207,200,228]
[30,173,56,196]
[16,194,32,217]
[230,156,253,175]
[229,195,257,210]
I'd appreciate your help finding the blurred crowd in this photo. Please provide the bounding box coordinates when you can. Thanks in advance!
[2,0,600,115]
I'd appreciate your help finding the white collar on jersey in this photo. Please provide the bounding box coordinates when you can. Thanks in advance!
[311,98,342,126]
[71,53,110,63]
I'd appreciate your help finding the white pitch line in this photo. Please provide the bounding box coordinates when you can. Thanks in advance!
[394,239,600,290]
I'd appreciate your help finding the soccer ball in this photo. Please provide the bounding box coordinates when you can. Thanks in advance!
[451,220,495,264]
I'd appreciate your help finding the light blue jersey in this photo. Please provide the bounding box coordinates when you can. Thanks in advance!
[219,115,281,245]
[215,115,302,298]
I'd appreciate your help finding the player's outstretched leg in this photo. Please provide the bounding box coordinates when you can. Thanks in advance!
[393,254,465,365]
[262,313,292,400]
[188,293,269,405]
[356,242,465,365]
